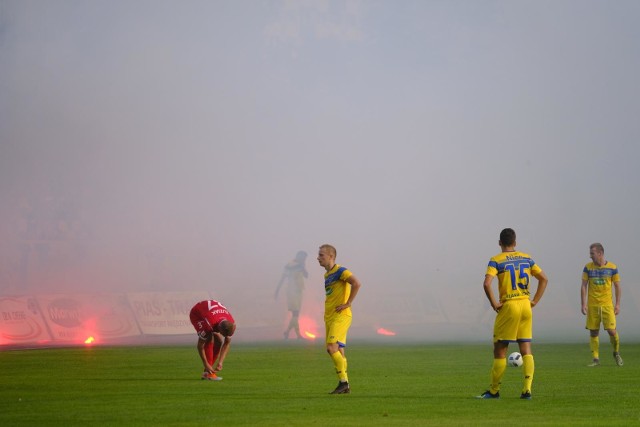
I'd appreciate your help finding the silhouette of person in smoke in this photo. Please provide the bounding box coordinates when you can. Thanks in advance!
[275,250,308,339]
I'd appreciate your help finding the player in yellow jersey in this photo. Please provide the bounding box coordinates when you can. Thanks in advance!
[477,228,548,400]
[580,242,623,367]
[317,244,362,394]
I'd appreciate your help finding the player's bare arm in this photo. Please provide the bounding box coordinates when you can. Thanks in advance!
[613,280,621,315]
[530,270,548,308]
[482,274,501,311]
[335,275,362,313]
[580,279,588,315]
[215,336,232,371]
[274,272,286,299]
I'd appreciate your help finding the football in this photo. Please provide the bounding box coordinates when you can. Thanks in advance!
[508,352,523,367]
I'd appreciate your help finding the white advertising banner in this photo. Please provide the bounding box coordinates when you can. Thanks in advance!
[0,295,52,345]
[37,293,141,342]
[127,291,210,335]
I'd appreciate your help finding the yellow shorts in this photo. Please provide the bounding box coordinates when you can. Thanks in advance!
[585,305,616,330]
[325,313,352,347]
[493,299,532,343]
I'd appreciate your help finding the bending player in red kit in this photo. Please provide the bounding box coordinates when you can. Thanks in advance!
[189,300,236,381]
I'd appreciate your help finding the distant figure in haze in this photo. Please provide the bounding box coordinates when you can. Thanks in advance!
[477,228,548,400]
[317,244,362,395]
[189,300,236,381]
[580,243,623,367]
[275,250,309,340]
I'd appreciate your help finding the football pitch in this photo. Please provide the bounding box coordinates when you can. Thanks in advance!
[1,342,638,426]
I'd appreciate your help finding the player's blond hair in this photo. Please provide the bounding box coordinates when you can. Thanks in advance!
[319,244,337,258]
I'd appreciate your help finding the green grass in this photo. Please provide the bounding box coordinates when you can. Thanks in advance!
[1,342,639,426]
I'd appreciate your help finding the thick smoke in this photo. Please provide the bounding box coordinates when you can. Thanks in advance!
[1,1,639,346]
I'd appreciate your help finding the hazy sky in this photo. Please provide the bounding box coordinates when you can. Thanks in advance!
[1,0,639,341]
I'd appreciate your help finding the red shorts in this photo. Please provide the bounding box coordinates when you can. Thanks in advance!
[190,307,212,340]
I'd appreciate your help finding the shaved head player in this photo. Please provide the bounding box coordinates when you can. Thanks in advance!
[189,300,236,381]
[317,244,362,394]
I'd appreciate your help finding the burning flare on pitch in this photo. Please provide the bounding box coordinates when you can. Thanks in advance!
[376,327,396,336]
[304,331,316,339]
[84,336,95,344]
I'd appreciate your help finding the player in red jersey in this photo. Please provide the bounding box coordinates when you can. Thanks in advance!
[189,300,236,381]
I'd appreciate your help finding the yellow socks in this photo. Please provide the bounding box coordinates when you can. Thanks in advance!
[610,333,620,353]
[522,354,534,393]
[488,355,534,395]
[590,336,600,360]
[589,333,620,360]
[330,351,348,382]
[489,358,506,394]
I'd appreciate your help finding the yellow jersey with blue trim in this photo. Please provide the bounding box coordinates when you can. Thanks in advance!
[582,261,620,306]
[324,264,353,318]
[486,251,542,302]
